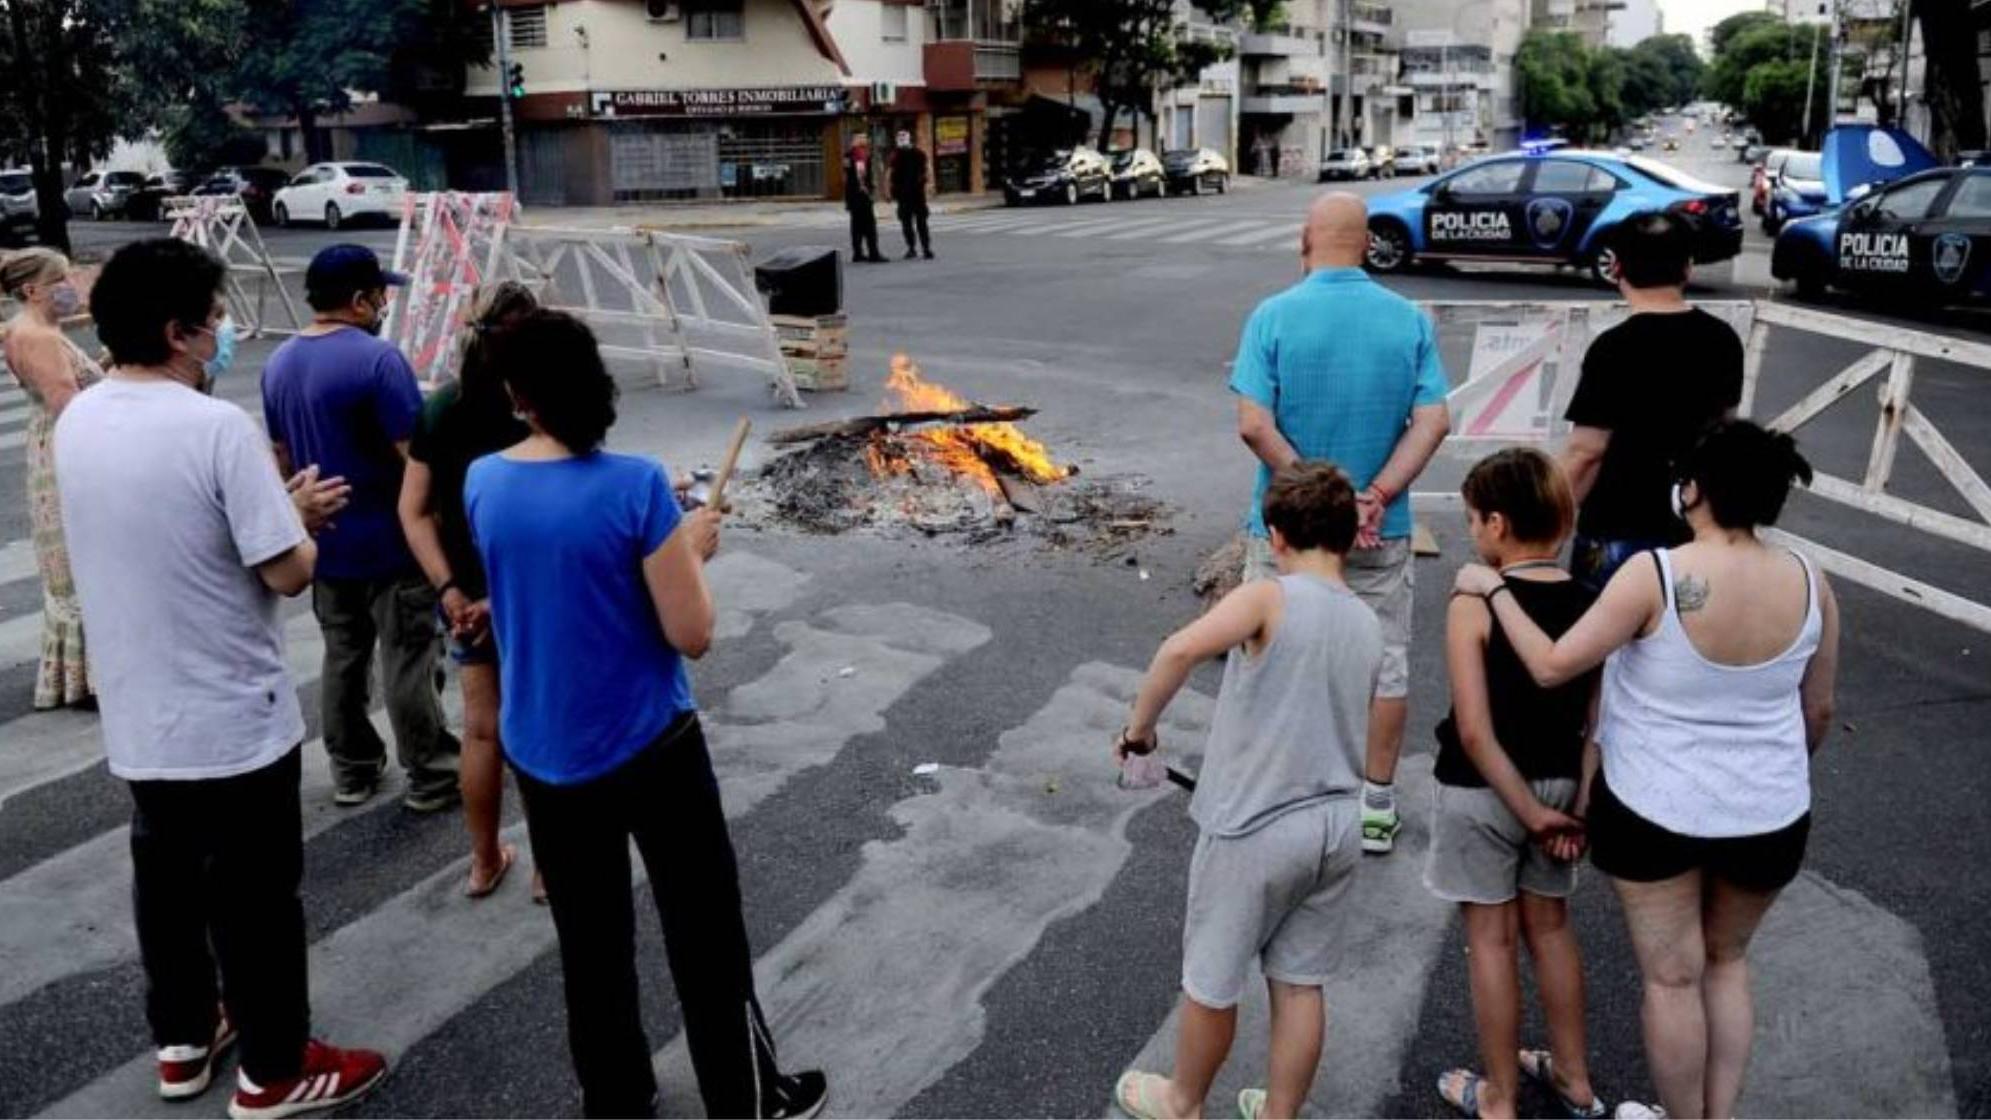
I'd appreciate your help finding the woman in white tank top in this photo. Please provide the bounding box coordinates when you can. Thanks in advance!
[1455,421,1840,1120]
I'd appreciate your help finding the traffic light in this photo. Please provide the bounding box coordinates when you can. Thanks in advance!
[506,62,525,100]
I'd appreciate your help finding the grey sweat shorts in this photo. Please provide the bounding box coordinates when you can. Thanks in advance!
[1244,535,1411,699]
[1182,799,1362,1009]
[1422,779,1581,905]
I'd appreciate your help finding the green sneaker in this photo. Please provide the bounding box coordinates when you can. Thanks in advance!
[1362,805,1400,853]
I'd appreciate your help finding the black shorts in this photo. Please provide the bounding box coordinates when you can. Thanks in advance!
[1588,772,1809,893]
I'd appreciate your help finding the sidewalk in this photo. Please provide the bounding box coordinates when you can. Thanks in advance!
[515,191,1008,232]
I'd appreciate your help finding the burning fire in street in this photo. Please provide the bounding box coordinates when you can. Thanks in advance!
[862,355,1073,495]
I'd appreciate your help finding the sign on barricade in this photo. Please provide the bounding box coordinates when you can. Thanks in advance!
[383,192,515,387]
[165,196,302,339]
[500,225,802,408]
[1415,298,1991,634]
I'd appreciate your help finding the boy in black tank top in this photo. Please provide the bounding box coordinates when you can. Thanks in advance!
[1429,449,1607,1120]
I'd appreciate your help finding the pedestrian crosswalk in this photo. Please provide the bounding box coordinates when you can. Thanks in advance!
[0,528,1963,1117]
[773,207,1306,257]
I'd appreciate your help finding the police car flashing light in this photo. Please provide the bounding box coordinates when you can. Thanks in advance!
[1361,149,1744,285]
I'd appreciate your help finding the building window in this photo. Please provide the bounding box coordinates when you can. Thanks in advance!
[882,4,909,41]
[507,5,548,49]
[688,0,745,40]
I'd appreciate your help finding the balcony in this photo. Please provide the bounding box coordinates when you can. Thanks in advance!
[1242,91,1327,115]
[1239,31,1317,57]
[923,40,1022,90]
[1350,4,1392,36]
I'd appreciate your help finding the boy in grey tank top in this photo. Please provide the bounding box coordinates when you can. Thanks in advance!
[1112,464,1381,1120]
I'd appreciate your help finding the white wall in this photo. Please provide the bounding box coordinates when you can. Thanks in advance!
[825,0,927,86]
[468,0,843,95]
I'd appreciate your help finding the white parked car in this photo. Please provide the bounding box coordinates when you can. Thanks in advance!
[272,163,410,230]
[1317,148,1373,181]
[1392,144,1443,175]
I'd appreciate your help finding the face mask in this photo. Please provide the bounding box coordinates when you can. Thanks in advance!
[360,296,387,336]
[200,317,238,387]
[48,282,82,318]
[1670,481,1688,520]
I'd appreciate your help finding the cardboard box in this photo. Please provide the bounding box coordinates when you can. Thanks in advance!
[785,354,849,392]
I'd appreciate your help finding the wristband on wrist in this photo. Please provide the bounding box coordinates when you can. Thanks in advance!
[436,578,459,598]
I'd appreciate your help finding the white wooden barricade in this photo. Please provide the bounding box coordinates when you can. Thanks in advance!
[1413,298,1991,634]
[500,225,802,409]
[165,196,302,338]
[383,192,515,387]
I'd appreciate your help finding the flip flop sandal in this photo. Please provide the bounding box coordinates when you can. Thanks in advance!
[1237,1087,1266,1119]
[1114,1071,1173,1120]
[464,843,517,899]
[1437,1069,1485,1118]
[1519,1049,1607,1119]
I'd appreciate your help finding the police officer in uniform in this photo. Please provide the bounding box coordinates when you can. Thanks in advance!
[845,135,885,264]
[890,130,935,260]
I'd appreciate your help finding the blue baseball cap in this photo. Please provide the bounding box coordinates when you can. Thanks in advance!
[305,244,410,304]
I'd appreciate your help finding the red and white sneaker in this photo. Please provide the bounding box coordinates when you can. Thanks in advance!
[157,1008,237,1099]
[227,1040,387,1119]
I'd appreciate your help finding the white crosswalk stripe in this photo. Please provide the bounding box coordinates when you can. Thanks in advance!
[1155,219,1275,244]
[1214,222,1303,247]
[0,549,1961,1119]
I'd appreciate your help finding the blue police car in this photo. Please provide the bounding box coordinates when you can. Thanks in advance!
[1362,148,1744,284]
[1771,167,1991,302]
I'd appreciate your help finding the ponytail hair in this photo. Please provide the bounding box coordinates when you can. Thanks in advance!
[457,280,539,404]
[1676,419,1813,530]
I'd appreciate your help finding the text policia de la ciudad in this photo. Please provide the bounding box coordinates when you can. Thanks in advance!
[1839,231,1911,273]
[1432,211,1513,241]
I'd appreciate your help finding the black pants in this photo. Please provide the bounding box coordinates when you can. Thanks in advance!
[848,204,880,261]
[898,202,931,254]
[516,716,782,1119]
[129,746,309,1083]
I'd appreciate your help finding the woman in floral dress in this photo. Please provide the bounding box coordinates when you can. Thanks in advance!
[2,248,101,709]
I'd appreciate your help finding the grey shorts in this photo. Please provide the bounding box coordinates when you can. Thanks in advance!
[1244,535,1411,699]
[1422,779,1581,905]
[1182,800,1361,1008]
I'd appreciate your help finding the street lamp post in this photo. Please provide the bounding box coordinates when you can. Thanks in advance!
[491,3,520,196]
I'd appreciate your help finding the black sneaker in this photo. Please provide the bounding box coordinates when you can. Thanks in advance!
[764,1070,827,1120]
[333,777,379,807]
[903,248,918,260]
[922,249,935,260]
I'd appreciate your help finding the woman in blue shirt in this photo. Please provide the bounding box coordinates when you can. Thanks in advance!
[465,310,826,1120]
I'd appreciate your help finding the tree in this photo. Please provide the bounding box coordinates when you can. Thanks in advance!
[1631,34,1705,108]
[1585,46,1627,141]
[1025,0,1281,151]
[231,0,486,163]
[1916,0,1988,159]
[1741,58,1824,145]
[1617,46,1673,118]
[1708,10,1779,60]
[1516,31,1596,138]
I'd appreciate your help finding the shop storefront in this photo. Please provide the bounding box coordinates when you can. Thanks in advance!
[591,86,847,202]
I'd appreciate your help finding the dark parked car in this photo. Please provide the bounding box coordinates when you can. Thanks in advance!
[1,170,37,246]
[1003,148,1112,206]
[1108,149,1165,200]
[124,171,198,222]
[1162,148,1230,195]
[196,166,291,223]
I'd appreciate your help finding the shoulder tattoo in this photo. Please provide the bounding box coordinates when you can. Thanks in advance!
[1674,573,1710,613]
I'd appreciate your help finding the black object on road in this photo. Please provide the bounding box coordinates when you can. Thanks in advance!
[755,246,843,317]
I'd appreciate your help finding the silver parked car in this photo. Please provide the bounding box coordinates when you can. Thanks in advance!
[1392,144,1442,176]
[1,169,37,246]
[64,169,147,220]
[1318,148,1373,181]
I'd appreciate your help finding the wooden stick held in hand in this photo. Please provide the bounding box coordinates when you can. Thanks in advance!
[707,417,752,512]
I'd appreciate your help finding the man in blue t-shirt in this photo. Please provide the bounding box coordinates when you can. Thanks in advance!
[1229,192,1452,855]
[261,245,459,810]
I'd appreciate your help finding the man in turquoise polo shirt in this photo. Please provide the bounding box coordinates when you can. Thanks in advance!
[1230,192,1452,854]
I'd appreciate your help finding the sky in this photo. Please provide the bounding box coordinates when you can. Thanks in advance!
[1661,0,1770,52]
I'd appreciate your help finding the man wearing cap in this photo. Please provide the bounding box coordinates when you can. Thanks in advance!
[261,245,460,811]
[844,135,885,264]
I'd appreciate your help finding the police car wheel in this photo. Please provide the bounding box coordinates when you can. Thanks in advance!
[1589,246,1620,287]
[1365,223,1409,273]
[1794,269,1826,300]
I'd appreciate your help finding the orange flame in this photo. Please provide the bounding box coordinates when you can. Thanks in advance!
[868,355,1070,495]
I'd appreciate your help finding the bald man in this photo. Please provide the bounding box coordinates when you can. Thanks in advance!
[1230,190,1452,854]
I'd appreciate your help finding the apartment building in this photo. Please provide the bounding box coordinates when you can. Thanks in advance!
[1393,0,1528,152]
[467,0,850,205]
[1236,0,1411,178]
[1529,0,1624,49]
[1156,4,1242,167]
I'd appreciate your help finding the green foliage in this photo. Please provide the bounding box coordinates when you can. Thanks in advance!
[1631,34,1705,108]
[1516,31,1596,135]
[1741,58,1824,144]
[1514,29,1695,142]
[1704,19,1814,110]
[1708,10,1780,59]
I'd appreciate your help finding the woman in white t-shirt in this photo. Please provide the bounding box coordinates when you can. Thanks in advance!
[1454,420,1840,1120]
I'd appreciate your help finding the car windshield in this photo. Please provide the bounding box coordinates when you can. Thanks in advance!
[1623,155,1726,194]
[0,173,30,193]
[1327,149,1359,160]
[1784,153,1822,180]
[1110,152,1136,169]
[344,165,397,179]
[1163,150,1196,165]
[106,172,145,185]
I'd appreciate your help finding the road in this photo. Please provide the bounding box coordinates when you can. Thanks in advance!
[2,140,1987,1118]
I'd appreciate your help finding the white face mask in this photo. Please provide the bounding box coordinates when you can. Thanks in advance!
[1670,481,1689,520]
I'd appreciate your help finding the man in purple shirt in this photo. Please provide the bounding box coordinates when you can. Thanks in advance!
[262,245,460,810]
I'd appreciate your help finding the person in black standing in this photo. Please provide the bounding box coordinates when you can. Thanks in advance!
[844,135,884,264]
[890,130,934,260]
[1558,212,1743,591]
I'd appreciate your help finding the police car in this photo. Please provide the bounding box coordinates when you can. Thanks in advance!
[1771,166,1991,302]
[1363,147,1744,284]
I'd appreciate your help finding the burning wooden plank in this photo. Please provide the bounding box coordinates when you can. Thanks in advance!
[767,406,1040,446]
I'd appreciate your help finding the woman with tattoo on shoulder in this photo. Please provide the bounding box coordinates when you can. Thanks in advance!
[1454,419,1839,1120]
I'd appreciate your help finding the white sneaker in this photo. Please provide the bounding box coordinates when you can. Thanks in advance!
[1615,1103,1667,1119]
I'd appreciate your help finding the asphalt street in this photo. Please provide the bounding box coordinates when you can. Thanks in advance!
[2,142,1987,1118]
